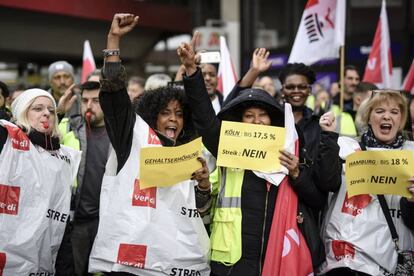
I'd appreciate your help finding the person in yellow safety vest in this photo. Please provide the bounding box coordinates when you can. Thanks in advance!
[178,35,329,276]
[56,71,110,276]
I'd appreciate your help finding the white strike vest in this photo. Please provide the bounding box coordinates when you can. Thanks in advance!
[0,120,81,275]
[89,116,210,276]
[319,136,414,276]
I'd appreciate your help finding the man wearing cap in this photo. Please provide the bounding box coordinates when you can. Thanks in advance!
[48,60,75,103]
[57,70,110,275]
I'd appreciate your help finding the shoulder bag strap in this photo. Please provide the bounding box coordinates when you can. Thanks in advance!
[359,141,400,251]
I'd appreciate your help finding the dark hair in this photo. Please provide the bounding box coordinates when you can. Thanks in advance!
[0,81,9,98]
[354,81,378,94]
[133,86,197,144]
[232,101,282,125]
[404,94,414,139]
[86,69,101,80]
[344,65,360,77]
[278,63,316,85]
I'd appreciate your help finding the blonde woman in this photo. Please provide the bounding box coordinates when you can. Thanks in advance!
[0,89,80,275]
[319,90,414,276]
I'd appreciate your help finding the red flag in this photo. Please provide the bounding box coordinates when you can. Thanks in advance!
[363,0,392,88]
[81,40,96,83]
[262,104,313,276]
[217,36,237,100]
[402,59,414,94]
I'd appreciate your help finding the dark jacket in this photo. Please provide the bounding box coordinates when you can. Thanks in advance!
[183,68,327,275]
[98,63,209,276]
[400,198,414,231]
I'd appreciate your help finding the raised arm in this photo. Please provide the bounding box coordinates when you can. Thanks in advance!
[99,13,139,172]
[178,32,222,157]
[223,48,272,106]
[315,111,342,192]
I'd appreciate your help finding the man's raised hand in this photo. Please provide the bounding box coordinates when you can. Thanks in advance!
[57,84,77,116]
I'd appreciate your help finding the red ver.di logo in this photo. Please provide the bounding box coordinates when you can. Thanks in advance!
[0,252,6,276]
[117,243,147,268]
[332,240,355,261]
[5,125,30,151]
[341,192,372,217]
[148,128,161,145]
[132,179,156,209]
[0,184,20,215]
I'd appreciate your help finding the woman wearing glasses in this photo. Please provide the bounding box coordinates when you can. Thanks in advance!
[318,90,414,276]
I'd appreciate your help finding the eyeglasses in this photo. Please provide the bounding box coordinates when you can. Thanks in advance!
[283,84,311,91]
[369,89,402,100]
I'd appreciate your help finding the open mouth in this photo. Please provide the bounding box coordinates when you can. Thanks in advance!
[165,126,177,139]
[379,123,392,133]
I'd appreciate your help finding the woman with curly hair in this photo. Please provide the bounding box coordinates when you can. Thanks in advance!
[88,14,211,276]
[132,86,197,145]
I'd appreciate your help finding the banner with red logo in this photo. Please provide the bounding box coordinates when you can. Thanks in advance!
[363,0,393,88]
[81,40,96,83]
[402,59,414,94]
[217,36,238,100]
[262,103,313,276]
[288,0,346,65]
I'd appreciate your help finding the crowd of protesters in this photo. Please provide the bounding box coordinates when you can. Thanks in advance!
[0,12,413,276]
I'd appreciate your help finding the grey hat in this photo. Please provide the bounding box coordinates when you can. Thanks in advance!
[48,61,74,81]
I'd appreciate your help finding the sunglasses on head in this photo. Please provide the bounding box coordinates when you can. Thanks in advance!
[369,89,402,100]
[283,83,311,91]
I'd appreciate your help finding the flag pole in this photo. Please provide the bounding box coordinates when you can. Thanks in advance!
[339,46,345,112]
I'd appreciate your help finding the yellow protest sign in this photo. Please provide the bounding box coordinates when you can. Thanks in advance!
[217,121,285,172]
[345,150,414,198]
[139,137,202,188]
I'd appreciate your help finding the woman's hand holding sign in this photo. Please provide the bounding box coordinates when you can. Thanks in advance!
[191,157,211,191]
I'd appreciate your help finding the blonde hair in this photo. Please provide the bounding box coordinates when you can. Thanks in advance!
[17,97,61,139]
[356,90,408,133]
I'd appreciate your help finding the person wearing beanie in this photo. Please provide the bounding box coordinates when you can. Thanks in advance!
[48,60,75,102]
[0,88,81,275]
[0,81,11,120]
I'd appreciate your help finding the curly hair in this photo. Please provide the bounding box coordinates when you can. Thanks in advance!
[278,63,316,85]
[133,86,197,144]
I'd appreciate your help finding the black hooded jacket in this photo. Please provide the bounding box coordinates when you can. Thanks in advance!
[183,68,327,275]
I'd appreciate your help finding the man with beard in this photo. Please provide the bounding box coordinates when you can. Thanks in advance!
[48,61,75,103]
[56,70,110,276]
[333,65,361,113]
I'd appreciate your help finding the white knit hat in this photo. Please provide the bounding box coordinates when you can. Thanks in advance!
[11,88,56,123]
